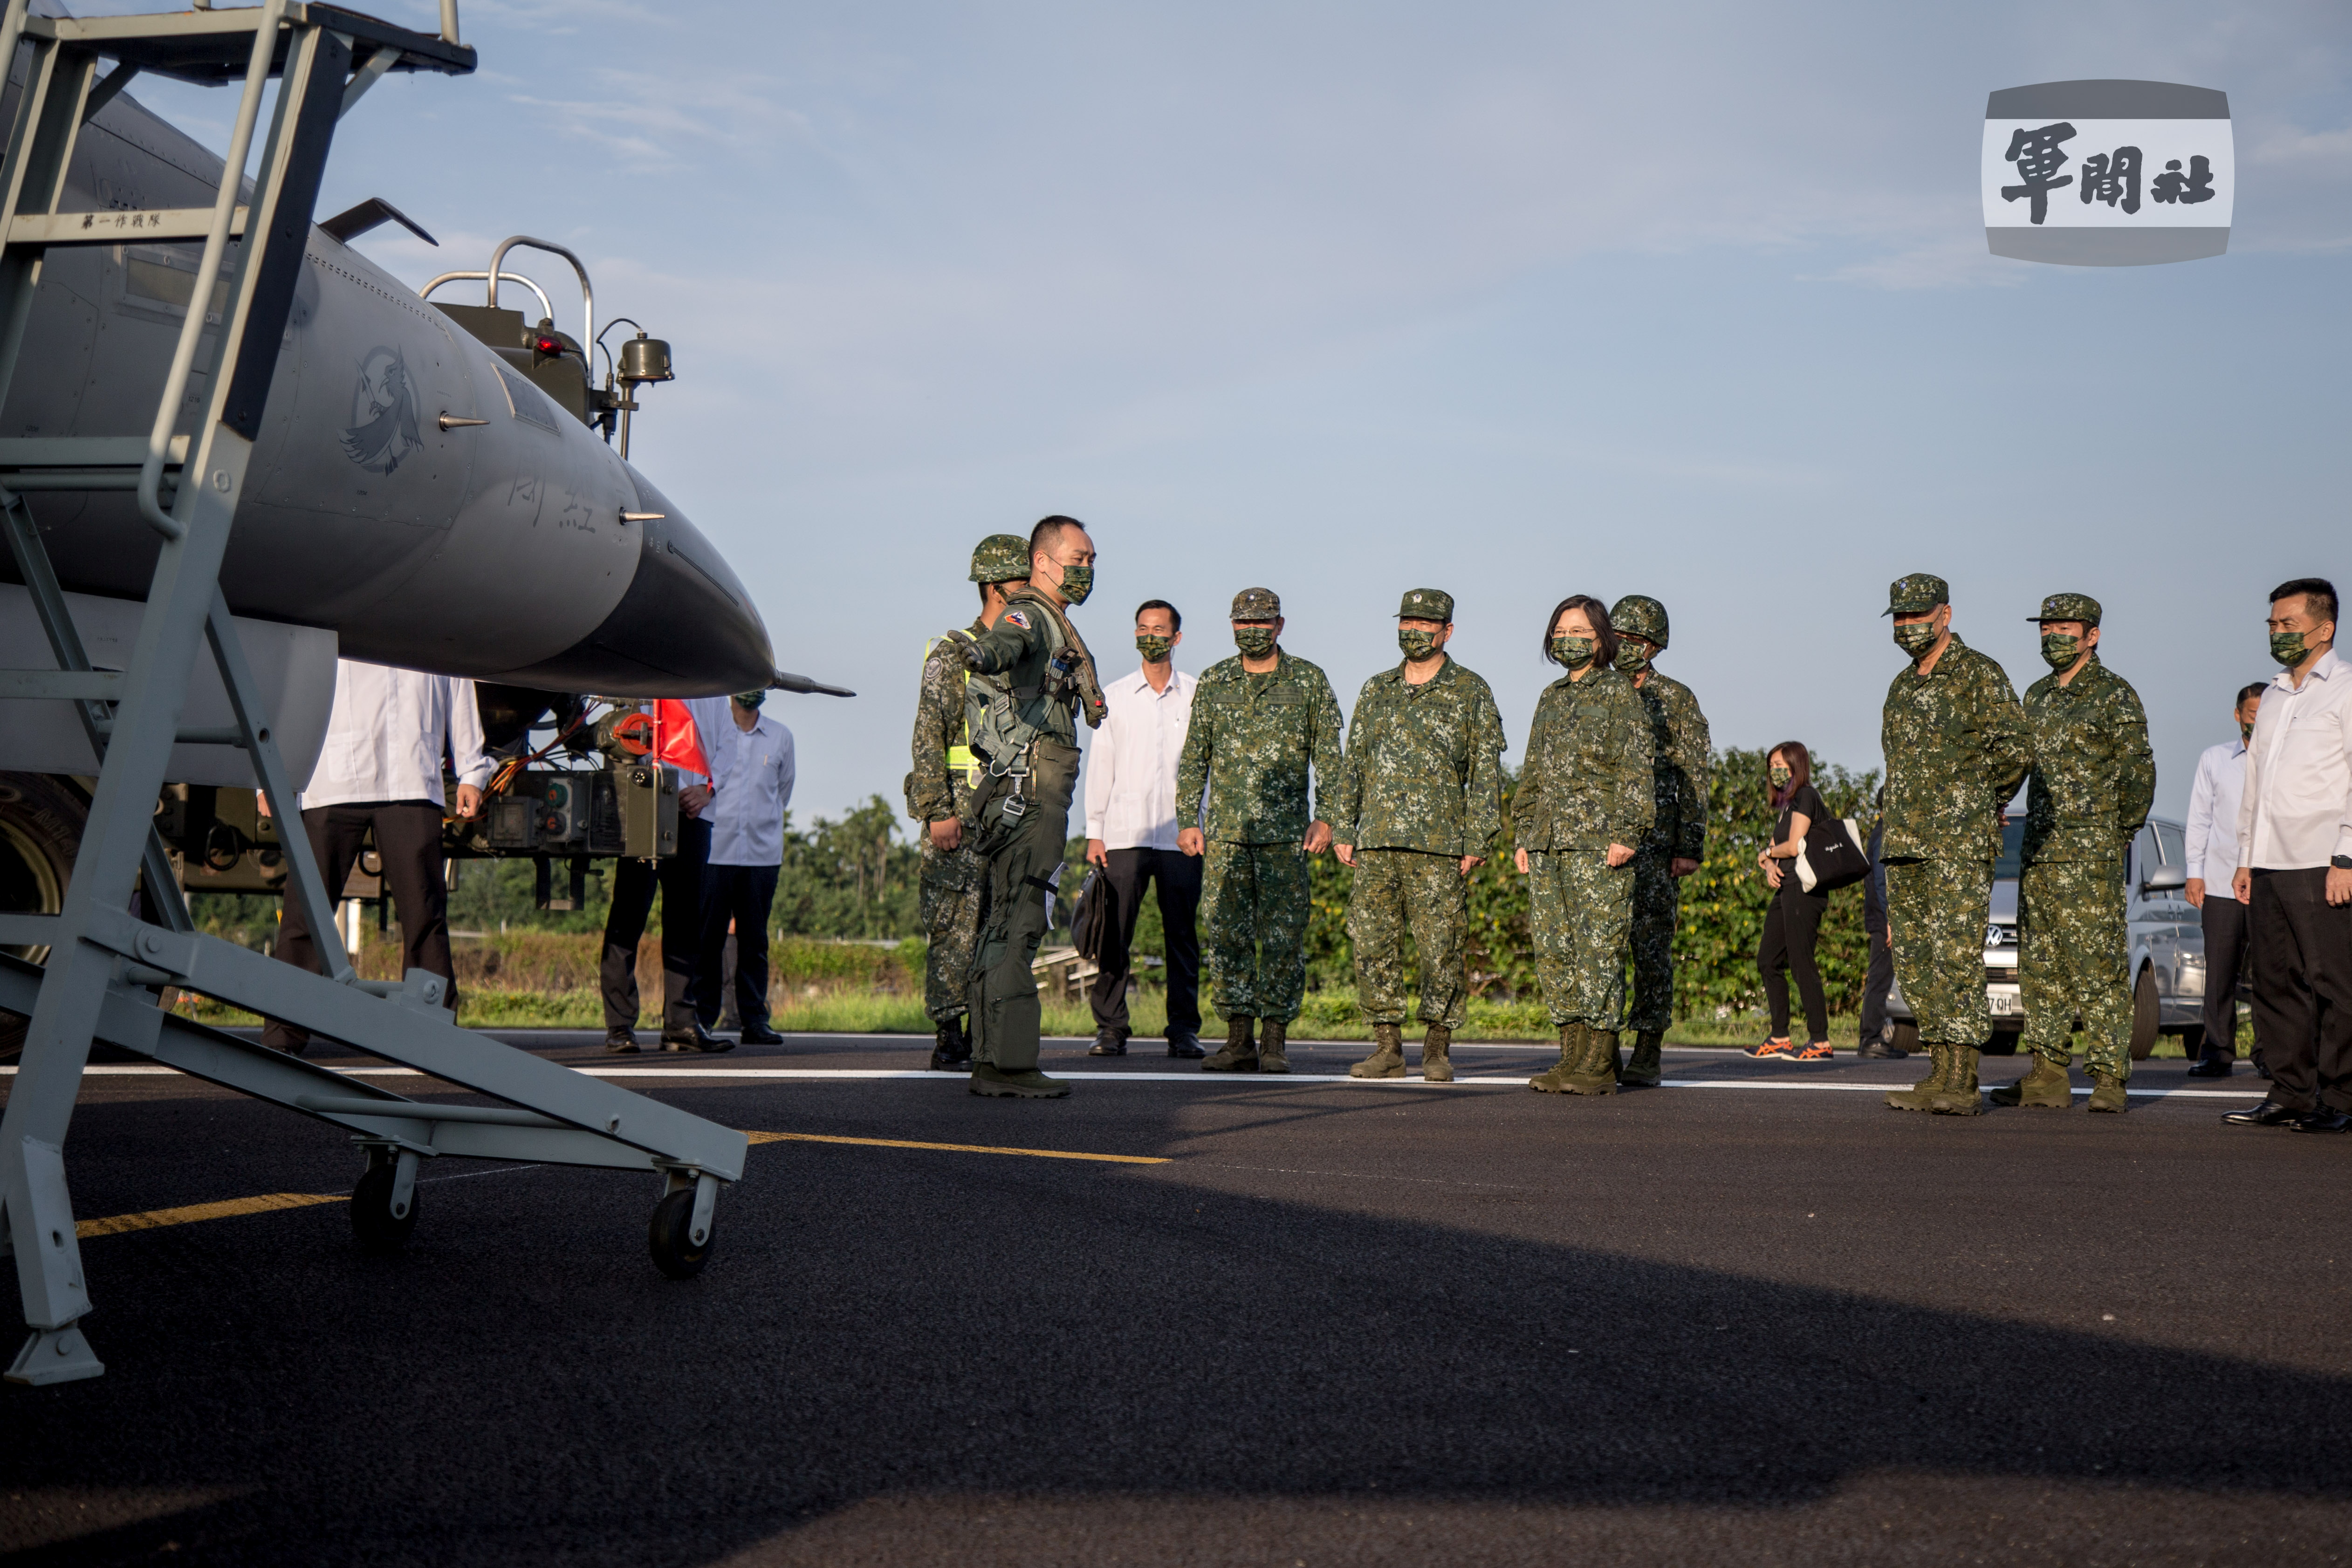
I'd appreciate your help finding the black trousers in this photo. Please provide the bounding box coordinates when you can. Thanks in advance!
[2199,892,2252,1062]
[263,801,453,1051]
[1088,846,1202,1036]
[1758,882,1830,1043]
[2248,868,2352,1113]
[697,863,779,1029]
[1858,917,1894,1045]
[601,815,711,1033]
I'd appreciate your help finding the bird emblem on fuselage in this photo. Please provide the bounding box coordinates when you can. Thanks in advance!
[341,345,422,474]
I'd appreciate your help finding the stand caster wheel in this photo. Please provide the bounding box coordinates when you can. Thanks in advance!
[649,1187,713,1279]
[351,1164,417,1254]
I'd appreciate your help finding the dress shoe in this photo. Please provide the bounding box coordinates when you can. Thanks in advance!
[603,1027,641,1055]
[2222,1101,2304,1127]
[1166,1031,1205,1059]
[2290,1109,2352,1134]
[1089,1028,1129,1057]
[662,1022,735,1053]
[2185,1057,2233,1078]
[738,1023,784,1046]
[1856,1038,1909,1060]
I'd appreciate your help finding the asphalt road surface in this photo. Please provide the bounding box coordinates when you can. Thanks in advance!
[4,1032,2348,1567]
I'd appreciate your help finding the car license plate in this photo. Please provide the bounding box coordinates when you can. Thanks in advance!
[1986,985,2023,1017]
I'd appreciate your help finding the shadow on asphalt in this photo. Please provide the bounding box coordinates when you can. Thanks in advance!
[3,1068,2345,1565]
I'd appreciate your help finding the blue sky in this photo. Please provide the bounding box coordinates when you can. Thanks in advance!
[110,0,2352,823]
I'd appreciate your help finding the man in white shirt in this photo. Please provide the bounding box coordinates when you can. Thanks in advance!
[2228,578,2352,1131]
[601,695,733,1054]
[261,660,490,1054]
[695,690,796,1046]
[1081,599,1203,1057]
[2183,681,2267,1078]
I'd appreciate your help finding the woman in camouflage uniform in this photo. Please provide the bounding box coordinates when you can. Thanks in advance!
[1513,596,1656,1094]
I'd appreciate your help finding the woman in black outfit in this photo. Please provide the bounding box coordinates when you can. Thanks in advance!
[1749,740,1833,1061]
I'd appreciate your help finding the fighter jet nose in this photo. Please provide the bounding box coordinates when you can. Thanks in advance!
[491,475,775,697]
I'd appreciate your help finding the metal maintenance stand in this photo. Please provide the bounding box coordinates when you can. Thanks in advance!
[0,1,746,1387]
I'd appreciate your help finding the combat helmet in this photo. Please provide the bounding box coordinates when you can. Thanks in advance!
[1610,595,1669,651]
[968,533,1032,584]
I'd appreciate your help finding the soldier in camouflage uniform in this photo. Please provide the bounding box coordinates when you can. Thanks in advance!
[1878,574,2031,1116]
[1332,588,1508,1083]
[907,535,1032,1070]
[1609,594,1711,1088]
[954,516,1109,1098]
[1991,592,2155,1114]
[1515,595,1656,1095]
[1174,588,1346,1074]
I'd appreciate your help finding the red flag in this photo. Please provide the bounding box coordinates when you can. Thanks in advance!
[651,698,711,780]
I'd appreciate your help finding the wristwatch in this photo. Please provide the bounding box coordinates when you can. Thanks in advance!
[2333,855,2352,870]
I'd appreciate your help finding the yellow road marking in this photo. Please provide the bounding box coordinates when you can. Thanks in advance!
[746,1130,1167,1164]
[76,1191,340,1239]
[71,1130,1164,1239]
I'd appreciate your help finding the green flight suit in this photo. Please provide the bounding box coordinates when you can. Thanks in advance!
[957,591,1105,1069]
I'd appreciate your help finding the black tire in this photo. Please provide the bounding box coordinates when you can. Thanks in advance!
[2129,965,2161,1061]
[350,1164,418,1254]
[649,1187,712,1280]
[1982,1028,2021,1056]
[1891,1020,1921,1056]
[0,774,89,1057]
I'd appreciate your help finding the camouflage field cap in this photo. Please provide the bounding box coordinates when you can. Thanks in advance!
[1882,572,1950,616]
[968,533,1033,584]
[1610,594,1669,650]
[1231,587,1282,619]
[2029,591,2102,625]
[1397,587,1454,621]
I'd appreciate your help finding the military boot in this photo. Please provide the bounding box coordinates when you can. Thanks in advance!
[1927,1046,1984,1115]
[1530,1024,1585,1093]
[968,1063,1071,1098]
[1531,1023,1618,1095]
[1989,1053,2072,1108]
[1203,1015,1259,1072]
[1257,1019,1291,1075]
[1351,1022,1407,1079]
[2085,1072,2130,1113]
[929,1018,967,1072]
[1886,1042,1949,1111]
[1622,1029,1665,1088]
[1421,1025,1454,1082]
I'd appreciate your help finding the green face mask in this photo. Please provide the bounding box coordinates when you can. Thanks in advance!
[1549,634,1595,669]
[1056,561,1094,605]
[1893,620,1939,658]
[2240,719,2256,740]
[2272,630,2309,667]
[1769,765,1792,787]
[1399,628,1440,661]
[1135,634,1172,662]
[1614,640,1651,673]
[1233,626,1276,658]
[2040,632,2082,669]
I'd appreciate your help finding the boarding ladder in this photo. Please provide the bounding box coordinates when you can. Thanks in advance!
[0,0,746,1387]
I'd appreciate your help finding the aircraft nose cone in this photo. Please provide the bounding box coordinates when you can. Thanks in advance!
[493,475,775,697]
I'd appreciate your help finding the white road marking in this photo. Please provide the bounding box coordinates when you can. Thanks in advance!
[3,1063,2260,1099]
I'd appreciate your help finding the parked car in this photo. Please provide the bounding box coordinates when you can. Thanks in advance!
[1884,814,2203,1059]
